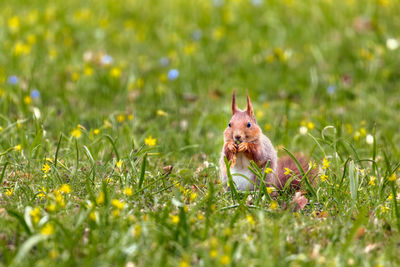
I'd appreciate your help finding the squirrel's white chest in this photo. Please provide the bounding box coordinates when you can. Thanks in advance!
[231,153,254,190]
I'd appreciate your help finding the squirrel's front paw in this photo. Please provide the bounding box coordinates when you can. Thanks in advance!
[238,142,249,153]
[226,142,237,154]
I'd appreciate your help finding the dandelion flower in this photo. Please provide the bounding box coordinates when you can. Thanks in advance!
[320,174,328,182]
[59,184,71,194]
[41,223,54,236]
[71,128,82,138]
[110,67,121,78]
[116,114,125,123]
[96,191,104,205]
[116,160,123,169]
[111,199,125,210]
[6,188,13,196]
[388,173,397,182]
[14,144,22,151]
[145,135,156,146]
[322,158,330,170]
[93,129,100,135]
[266,187,273,194]
[270,201,278,210]
[123,187,133,196]
[284,168,291,175]
[170,214,180,224]
[220,255,231,265]
[42,163,51,173]
[369,176,376,186]
[265,167,273,174]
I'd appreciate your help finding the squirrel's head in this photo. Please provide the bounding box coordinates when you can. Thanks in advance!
[224,91,261,143]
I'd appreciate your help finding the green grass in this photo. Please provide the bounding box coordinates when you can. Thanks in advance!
[1,0,400,266]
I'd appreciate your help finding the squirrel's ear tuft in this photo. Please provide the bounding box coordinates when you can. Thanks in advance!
[232,90,237,115]
[246,91,255,119]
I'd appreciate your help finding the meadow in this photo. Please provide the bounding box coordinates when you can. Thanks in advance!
[1,0,400,266]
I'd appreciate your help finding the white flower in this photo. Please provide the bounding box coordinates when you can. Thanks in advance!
[299,126,308,135]
[366,134,374,145]
[386,38,399,50]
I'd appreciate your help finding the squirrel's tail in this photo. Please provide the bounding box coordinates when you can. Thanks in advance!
[276,154,317,190]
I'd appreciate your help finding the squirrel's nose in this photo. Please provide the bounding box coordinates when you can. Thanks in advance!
[234,135,242,141]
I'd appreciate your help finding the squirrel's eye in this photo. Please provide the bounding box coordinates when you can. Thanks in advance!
[228,122,231,127]
[247,122,251,128]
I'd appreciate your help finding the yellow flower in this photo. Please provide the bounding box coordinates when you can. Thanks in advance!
[59,184,71,194]
[30,207,41,224]
[322,158,330,170]
[264,123,271,131]
[123,187,133,196]
[307,121,314,130]
[112,210,120,217]
[54,193,65,207]
[179,259,190,267]
[116,114,125,123]
[197,213,204,221]
[14,42,31,56]
[184,42,197,55]
[116,159,123,169]
[46,203,56,212]
[170,214,180,224]
[106,177,112,184]
[42,163,51,173]
[96,191,104,205]
[270,201,278,210]
[369,176,376,186]
[111,199,125,210]
[41,223,54,236]
[93,129,100,135]
[284,168,291,175]
[220,255,231,265]
[128,114,133,121]
[84,66,94,76]
[189,192,197,201]
[388,194,393,200]
[388,173,397,182]
[145,135,156,146]
[266,187,273,194]
[71,72,80,82]
[8,16,20,32]
[320,174,328,182]
[132,224,142,237]
[265,168,273,174]
[49,249,58,259]
[71,128,82,138]
[89,211,97,221]
[110,67,121,78]
[246,215,255,225]
[210,250,218,258]
[6,188,13,196]
[381,205,390,213]
[14,144,22,151]
[157,110,168,116]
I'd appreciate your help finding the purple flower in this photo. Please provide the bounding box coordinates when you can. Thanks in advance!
[8,75,18,85]
[31,89,40,99]
[168,69,179,80]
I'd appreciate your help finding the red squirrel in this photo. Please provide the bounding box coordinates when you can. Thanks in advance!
[220,91,314,191]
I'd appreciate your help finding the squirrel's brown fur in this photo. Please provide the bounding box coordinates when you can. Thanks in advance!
[220,91,316,191]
